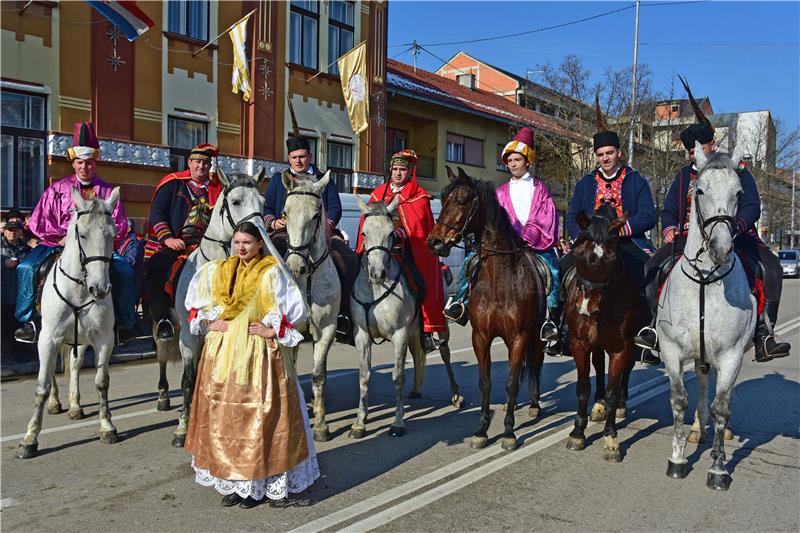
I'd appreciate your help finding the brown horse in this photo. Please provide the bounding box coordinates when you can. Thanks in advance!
[563,204,638,462]
[428,167,548,450]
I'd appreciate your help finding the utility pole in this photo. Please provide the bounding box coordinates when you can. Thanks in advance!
[412,40,419,74]
[792,168,797,248]
[628,0,641,168]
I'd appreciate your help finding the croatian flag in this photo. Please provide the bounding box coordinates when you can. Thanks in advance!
[86,1,155,41]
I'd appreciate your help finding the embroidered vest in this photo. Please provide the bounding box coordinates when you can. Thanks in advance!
[179,180,212,243]
[593,168,627,216]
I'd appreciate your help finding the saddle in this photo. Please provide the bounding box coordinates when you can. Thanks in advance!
[523,250,553,297]
[34,252,60,314]
[164,243,198,301]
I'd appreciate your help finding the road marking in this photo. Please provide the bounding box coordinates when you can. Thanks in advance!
[0,498,18,509]
[288,373,682,533]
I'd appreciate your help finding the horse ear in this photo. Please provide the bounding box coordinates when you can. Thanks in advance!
[730,143,745,168]
[104,187,121,213]
[216,165,230,188]
[457,167,470,183]
[355,193,369,214]
[387,194,401,214]
[254,166,267,188]
[312,170,332,194]
[608,211,629,235]
[446,165,456,182]
[577,211,590,230]
[71,187,87,211]
[694,140,709,171]
[281,169,294,191]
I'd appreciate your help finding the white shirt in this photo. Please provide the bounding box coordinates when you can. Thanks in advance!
[390,182,406,194]
[509,172,535,225]
[599,166,622,180]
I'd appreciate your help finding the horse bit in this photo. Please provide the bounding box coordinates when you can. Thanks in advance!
[199,178,263,261]
[284,190,331,298]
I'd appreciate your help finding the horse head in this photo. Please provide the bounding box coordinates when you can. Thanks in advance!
[427,166,481,256]
[202,167,266,258]
[68,187,119,299]
[691,141,743,266]
[572,205,630,316]
[282,170,332,277]
[356,195,398,284]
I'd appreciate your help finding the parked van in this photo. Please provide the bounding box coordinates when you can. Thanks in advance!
[337,193,464,293]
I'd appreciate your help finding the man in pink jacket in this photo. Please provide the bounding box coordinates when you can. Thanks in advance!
[14,122,137,345]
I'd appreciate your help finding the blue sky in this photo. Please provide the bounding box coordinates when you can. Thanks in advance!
[387,1,800,135]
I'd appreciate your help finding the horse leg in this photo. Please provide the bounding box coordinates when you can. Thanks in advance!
[94,334,118,444]
[617,356,635,419]
[567,342,590,451]
[66,345,87,420]
[311,325,336,442]
[388,331,410,437]
[436,329,464,408]
[17,336,59,459]
[706,359,740,491]
[665,359,690,479]
[601,350,629,462]
[590,348,607,422]
[470,333,492,449]
[155,332,172,411]
[688,359,710,443]
[501,338,527,451]
[46,350,62,415]
[172,354,196,448]
[349,328,372,439]
[408,329,426,400]
[527,336,544,419]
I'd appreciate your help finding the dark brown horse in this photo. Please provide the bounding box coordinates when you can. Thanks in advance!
[428,167,548,450]
[564,204,638,461]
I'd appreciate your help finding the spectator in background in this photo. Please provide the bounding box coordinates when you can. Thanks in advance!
[1,218,32,348]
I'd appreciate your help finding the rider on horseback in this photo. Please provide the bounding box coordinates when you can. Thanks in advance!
[13,122,137,346]
[444,127,561,336]
[356,149,447,353]
[552,102,657,362]
[144,143,223,340]
[636,78,791,363]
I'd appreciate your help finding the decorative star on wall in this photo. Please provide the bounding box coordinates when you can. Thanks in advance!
[106,26,121,47]
[258,80,273,101]
[258,59,272,78]
[107,49,126,72]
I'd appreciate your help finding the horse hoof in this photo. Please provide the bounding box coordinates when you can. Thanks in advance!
[615,407,627,419]
[687,431,705,444]
[408,391,421,399]
[100,430,118,444]
[724,427,734,441]
[528,406,540,419]
[67,408,85,420]
[666,460,689,479]
[388,426,405,437]
[348,427,366,439]
[157,398,171,411]
[172,434,186,448]
[604,448,622,462]
[706,472,731,491]
[470,435,488,449]
[16,442,38,460]
[501,436,518,451]
[313,427,330,442]
[566,436,586,451]
[589,403,606,422]
[46,403,63,415]
[452,394,465,409]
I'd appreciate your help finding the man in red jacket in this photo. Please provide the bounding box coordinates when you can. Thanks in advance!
[356,149,446,352]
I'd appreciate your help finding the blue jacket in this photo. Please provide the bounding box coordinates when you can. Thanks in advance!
[263,164,342,226]
[662,163,760,238]
[566,165,656,251]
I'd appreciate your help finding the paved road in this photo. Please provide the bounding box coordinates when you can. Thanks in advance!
[1,280,798,532]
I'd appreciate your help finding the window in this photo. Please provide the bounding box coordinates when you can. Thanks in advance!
[167,0,209,41]
[670,104,679,113]
[385,128,406,173]
[167,116,208,171]
[1,91,47,209]
[290,0,319,69]
[327,141,353,193]
[496,143,509,172]
[328,1,354,75]
[446,133,483,167]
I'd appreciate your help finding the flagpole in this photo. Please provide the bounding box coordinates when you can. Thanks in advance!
[193,9,257,57]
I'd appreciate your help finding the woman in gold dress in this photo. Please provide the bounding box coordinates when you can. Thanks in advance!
[184,221,318,509]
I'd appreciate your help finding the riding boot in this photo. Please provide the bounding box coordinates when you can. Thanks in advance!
[422,332,437,354]
[156,319,175,341]
[540,306,560,342]
[115,325,137,346]
[634,312,659,352]
[753,301,791,362]
[444,296,469,326]
[14,321,38,344]
[544,315,571,357]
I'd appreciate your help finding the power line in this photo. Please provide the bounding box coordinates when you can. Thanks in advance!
[417,44,509,98]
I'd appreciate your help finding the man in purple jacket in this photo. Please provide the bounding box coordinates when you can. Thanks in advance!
[14,122,137,345]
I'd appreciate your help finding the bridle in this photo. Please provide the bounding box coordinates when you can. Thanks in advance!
[438,187,479,246]
[284,190,330,288]
[200,178,262,260]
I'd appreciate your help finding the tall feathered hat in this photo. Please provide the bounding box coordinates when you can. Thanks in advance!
[67,122,101,161]
[593,93,620,151]
[286,97,311,154]
[502,126,536,166]
[678,75,715,150]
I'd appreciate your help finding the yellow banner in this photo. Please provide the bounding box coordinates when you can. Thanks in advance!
[229,14,253,101]
[337,41,369,135]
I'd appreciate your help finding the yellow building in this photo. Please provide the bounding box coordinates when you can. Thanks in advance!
[1,1,388,229]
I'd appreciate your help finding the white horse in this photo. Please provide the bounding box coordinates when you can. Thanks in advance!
[152,167,266,447]
[17,189,121,459]
[349,196,463,438]
[658,143,756,490]
[281,170,341,442]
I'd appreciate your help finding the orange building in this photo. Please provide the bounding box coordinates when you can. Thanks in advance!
[1,1,387,229]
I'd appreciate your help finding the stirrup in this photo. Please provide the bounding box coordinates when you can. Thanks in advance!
[634,326,658,351]
[540,319,559,342]
[156,319,175,340]
[444,297,465,321]
[14,322,38,344]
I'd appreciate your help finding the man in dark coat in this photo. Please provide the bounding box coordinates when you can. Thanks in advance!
[1,218,31,348]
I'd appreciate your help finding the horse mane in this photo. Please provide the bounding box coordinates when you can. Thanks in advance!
[227,173,258,190]
[699,150,736,173]
[441,176,523,247]
[575,203,617,245]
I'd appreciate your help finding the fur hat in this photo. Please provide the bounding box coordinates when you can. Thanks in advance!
[502,127,536,165]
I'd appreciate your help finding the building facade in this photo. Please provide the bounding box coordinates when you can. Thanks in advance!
[1,0,388,229]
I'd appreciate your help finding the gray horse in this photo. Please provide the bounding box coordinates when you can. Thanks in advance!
[349,196,463,438]
[657,142,756,490]
[17,189,121,458]
[153,167,266,447]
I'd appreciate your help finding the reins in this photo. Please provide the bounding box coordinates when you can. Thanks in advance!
[199,178,262,261]
[284,190,332,306]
